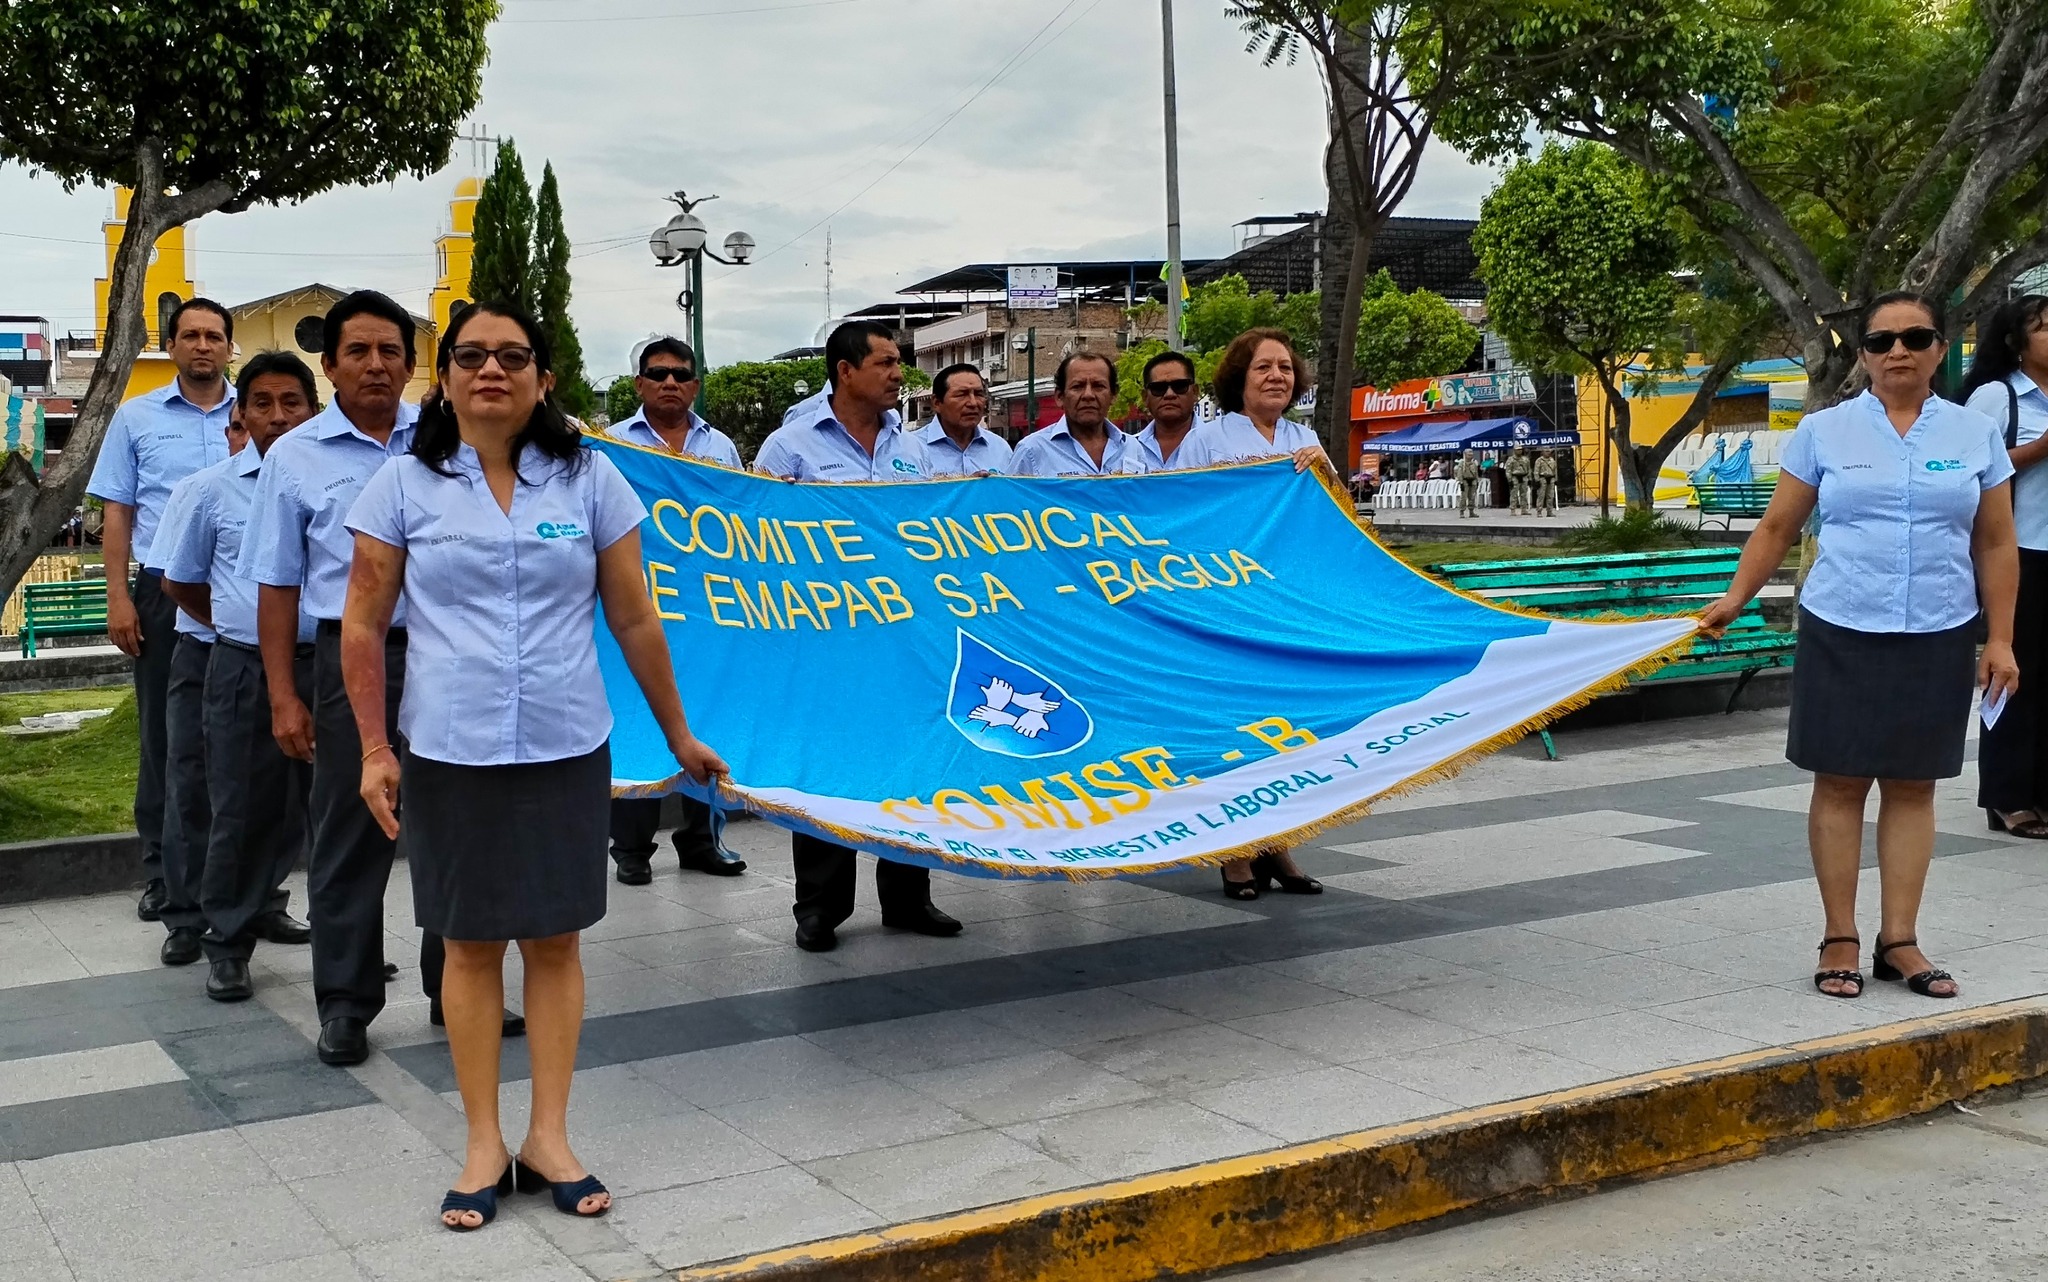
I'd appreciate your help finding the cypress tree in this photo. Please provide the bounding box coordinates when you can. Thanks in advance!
[468,138,536,314]
[534,163,594,416]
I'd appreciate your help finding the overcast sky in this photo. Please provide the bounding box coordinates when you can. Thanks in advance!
[0,0,1499,386]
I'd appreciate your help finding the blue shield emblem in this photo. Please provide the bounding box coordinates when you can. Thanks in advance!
[945,630,1093,759]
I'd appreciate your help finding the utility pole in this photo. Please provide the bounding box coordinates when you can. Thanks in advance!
[825,225,834,326]
[1160,0,1185,343]
[1026,327,1039,431]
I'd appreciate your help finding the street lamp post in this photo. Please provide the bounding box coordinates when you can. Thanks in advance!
[649,191,754,411]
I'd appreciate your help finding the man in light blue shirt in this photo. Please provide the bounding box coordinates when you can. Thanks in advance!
[753,321,959,953]
[239,291,516,1065]
[917,363,1013,476]
[1009,352,1145,476]
[604,337,747,884]
[87,298,236,922]
[153,353,322,1002]
[1130,350,1210,472]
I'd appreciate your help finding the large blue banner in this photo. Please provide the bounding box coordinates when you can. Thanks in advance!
[591,437,1696,879]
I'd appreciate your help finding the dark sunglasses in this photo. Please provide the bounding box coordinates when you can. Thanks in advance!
[1146,378,1196,396]
[1860,327,1940,355]
[450,344,535,372]
[640,366,697,383]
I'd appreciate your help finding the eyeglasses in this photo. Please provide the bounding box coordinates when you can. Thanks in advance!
[450,344,535,372]
[1860,327,1940,355]
[1145,378,1196,396]
[640,366,697,383]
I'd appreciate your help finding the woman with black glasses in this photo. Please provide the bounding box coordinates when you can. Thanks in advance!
[1701,291,2018,1002]
[1964,296,2048,837]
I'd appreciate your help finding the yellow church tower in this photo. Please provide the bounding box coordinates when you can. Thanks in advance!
[93,188,201,400]
[430,176,483,336]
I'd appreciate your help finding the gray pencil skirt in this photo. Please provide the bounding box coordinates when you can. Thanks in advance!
[1787,609,1976,781]
[399,743,612,941]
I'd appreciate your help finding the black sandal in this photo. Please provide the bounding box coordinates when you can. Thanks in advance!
[1252,852,1323,895]
[1220,867,1259,901]
[1988,810,2048,839]
[1872,937,1957,998]
[1812,935,1863,999]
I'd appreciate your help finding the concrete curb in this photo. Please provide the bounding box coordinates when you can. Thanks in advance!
[0,832,143,906]
[674,1000,2048,1282]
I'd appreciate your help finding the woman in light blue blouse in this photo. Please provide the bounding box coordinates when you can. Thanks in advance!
[341,303,726,1232]
[1963,296,2048,837]
[1704,291,2018,1003]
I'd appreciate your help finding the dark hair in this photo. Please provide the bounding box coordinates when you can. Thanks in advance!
[412,301,585,481]
[1054,350,1117,394]
[1213,328,1309,414]
[825,320,896,383]
[933,363,985,400]
[167,296,233,343]
[1141,350,1197,386]
[235,351,318,406]
[1860,290,1946,335]
[322,290,417,365]
[638,337,697,376]
[1960,295,2048,402]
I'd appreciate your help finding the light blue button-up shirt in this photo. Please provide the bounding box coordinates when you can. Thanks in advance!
[239,399,419,624]
[86,380,236,560]
[1965,372,2048,551]
[608,408,743,468]
[1199,411,1319,462]
[1132,418,1213,472]
[142,470,219,644]
[344,444,648,766]
[1008,418,1145,476]
[754,400,928,480]
[1783,390,2013,634]
[151,446,317,648]
[917,422,1013,476]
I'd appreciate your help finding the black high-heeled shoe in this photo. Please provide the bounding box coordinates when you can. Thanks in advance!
[1872,937,1957,998]
[439,1161,514,1232]
[1251,852,1322,895]
[1220,867,1260,900]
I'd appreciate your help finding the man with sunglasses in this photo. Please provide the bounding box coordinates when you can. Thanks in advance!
[918,363,1012,476]
[1132,350,1211,472]
[604,338,748,884]
[243,291,522,1065]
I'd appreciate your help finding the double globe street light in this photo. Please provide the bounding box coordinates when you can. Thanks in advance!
[649,191,754,406]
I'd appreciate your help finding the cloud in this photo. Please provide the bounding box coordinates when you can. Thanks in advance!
[0,0,1495,386]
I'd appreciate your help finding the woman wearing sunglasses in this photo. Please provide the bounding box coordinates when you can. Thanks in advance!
[1701,290,2018,1002]
[339,302,727,1230]
[1964,296,2048,838]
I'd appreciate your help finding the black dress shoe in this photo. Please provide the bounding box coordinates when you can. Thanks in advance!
[613,852,653,886]
[205,957,253,1002]
[881,903,964,937]
[383,962,399,982]
[317,1016,369,1066]
[252,909,312,945]
[160,926,203,966]
[137,879,167,922]
[676,844,747,877]
[794,917,838,952]
[428,1001,527,1037]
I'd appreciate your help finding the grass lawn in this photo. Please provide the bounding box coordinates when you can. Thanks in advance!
[0,688,137,844]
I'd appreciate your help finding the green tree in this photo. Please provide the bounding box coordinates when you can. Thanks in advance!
[0,0,495,596]
[469,137,537,316]
[604,375,639,426]
[1433,0,2048,408]
[702,358,829,460]
[1350,269,1478,389]
[534,163,593,417]
[1178,275,1319,355]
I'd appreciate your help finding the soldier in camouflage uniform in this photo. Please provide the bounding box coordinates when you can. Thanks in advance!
[1455,449,1482,518]
[1533,449,1560,516]
[1504,445,1533,515]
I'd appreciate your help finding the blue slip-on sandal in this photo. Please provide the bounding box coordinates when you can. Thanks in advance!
[439,1162,514,1232]
[515,1157,611,1217]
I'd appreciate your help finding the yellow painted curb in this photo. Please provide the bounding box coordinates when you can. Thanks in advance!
[675,999,2048,1281]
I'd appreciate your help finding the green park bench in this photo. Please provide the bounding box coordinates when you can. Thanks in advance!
[1693,480,1776,530]
[1428,546,1796,759]
[19,580,110,657]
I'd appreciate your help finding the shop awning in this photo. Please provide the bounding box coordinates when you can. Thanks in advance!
[1366,416,1577,455]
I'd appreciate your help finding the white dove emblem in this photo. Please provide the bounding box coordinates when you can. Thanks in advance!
[966,676,1062,739]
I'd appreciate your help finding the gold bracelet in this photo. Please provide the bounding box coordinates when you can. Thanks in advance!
[362,743,395,764]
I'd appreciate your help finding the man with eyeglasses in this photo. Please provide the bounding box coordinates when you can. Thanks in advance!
[918,363,1012,476]
[604,337,748,884]
[1009,352,1145,476]
[243,291,522,1066]
[1132,350,1212,472]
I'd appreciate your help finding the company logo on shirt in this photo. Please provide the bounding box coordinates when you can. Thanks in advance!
[1924,459,1967,472]
[535,521,588,540]
[890,458,920,475]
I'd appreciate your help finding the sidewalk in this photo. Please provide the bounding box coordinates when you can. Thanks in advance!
[3,708,2045,1281]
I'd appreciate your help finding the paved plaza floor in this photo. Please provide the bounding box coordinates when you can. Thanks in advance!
[4,708,2047,1280]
